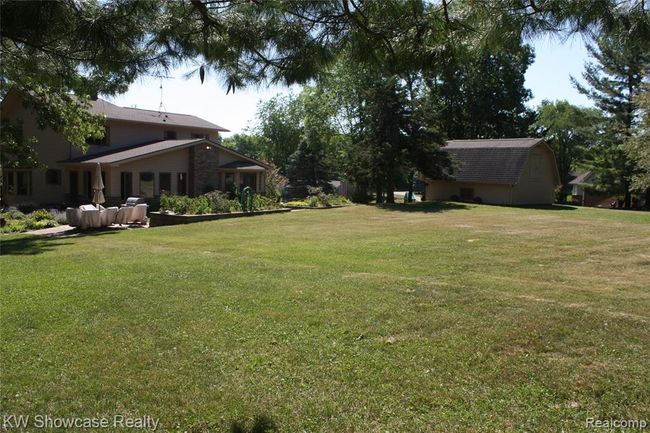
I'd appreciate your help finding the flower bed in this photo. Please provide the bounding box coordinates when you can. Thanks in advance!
[285,194,352,208]
[153,191,289,226]
[159,191,284,215]
[149,208,291,227]
[1,208,65,234]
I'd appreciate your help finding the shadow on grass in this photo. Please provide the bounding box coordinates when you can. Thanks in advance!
[0,230,118,256]
[518,204,579,211]
[377,201,471,213]
[184,416,276,433]
[230,415,277,433]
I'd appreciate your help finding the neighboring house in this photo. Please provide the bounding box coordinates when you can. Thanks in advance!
[568,171,614,207]
[1,91,270,206]
[424,138,560,205]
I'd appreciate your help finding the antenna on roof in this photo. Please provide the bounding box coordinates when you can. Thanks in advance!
[158,79,167,115]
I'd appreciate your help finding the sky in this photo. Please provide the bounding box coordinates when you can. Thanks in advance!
[107,34,594,138]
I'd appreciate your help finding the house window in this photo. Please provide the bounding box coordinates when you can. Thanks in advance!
[177,173,187,195]
[46,169,62,185]
[224,172,235,191]
[86,126,110,146]
[16,171,32,195]
[82,171,92,198]
[69,171,79,199]
[159,172,171,195]
[191,132,208,139]
[3,171,15,194]
[164,131,177,140]
[121,172,133,200]
[139,172,154,198]
[459,187,474,200]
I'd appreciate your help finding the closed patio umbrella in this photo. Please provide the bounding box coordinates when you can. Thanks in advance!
[92,163,105,208]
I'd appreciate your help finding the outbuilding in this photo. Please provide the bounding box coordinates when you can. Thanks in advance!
[424,138,560,205]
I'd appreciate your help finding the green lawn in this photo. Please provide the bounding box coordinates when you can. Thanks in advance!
[1,203,649,432]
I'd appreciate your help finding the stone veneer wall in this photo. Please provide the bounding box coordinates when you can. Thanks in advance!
[191,144,220,195]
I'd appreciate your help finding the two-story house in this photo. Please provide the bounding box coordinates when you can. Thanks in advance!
[1,90,270,206]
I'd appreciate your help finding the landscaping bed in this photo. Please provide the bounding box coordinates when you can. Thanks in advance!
[149,208,291,227]
[284,193,352,209]
[0,208,65,234]
[283,204,349,210]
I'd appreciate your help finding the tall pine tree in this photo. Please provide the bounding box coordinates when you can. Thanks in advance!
[572,29,649,208]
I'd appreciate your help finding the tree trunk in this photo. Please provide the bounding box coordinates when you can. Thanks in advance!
[385,170,395,204]
[375,181,383,204]
[645,187,650,210]
[624,190,631,209]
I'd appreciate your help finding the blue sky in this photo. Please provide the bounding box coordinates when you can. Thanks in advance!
[108,34,593,137]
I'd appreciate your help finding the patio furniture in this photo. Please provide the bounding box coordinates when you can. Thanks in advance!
[123,197,147,207]
[65,207,82,227]
[101,206,119,226]
[130,203,148,223]
[115,206,134,225]
[79,207,101,229]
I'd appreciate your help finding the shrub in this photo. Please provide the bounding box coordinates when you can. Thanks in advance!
[285,194,351,208]
[473,197,483,204]
[0,208,59,233]
[264,164,288,200]
[1,209,26,220]
[25,219,57,230]
[253,195,281,210]
[49,209,68,224]
[2,219,27,233]
[186,196,211,215]
[205,191,241,213]
[160,194,211,215]
[326,195,352,206]
[31,209,53,221]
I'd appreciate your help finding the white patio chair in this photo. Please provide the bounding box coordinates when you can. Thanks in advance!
[80,208,101,229]
[65,207,82,227]
[114,206,134,225]
[130,204,148,224]
[101,207,119,226]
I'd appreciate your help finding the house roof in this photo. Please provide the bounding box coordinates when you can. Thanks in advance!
[61,138,272,169]
[219,161,266,171]
[89,98,229,132]
[443,138,546,185]
[62,139,203,164]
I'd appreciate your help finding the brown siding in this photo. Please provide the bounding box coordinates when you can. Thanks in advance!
[511,145,557,205]
[426,181,513,205]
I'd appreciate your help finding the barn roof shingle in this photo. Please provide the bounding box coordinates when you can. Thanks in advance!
[444,138,544,185]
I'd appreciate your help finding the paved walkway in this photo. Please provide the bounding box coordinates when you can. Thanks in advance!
[25,222,148,237]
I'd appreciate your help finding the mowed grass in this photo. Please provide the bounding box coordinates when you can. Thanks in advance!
[1,203,649,432]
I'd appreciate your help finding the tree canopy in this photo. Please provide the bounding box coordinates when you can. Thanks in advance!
[2,0,648,204]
